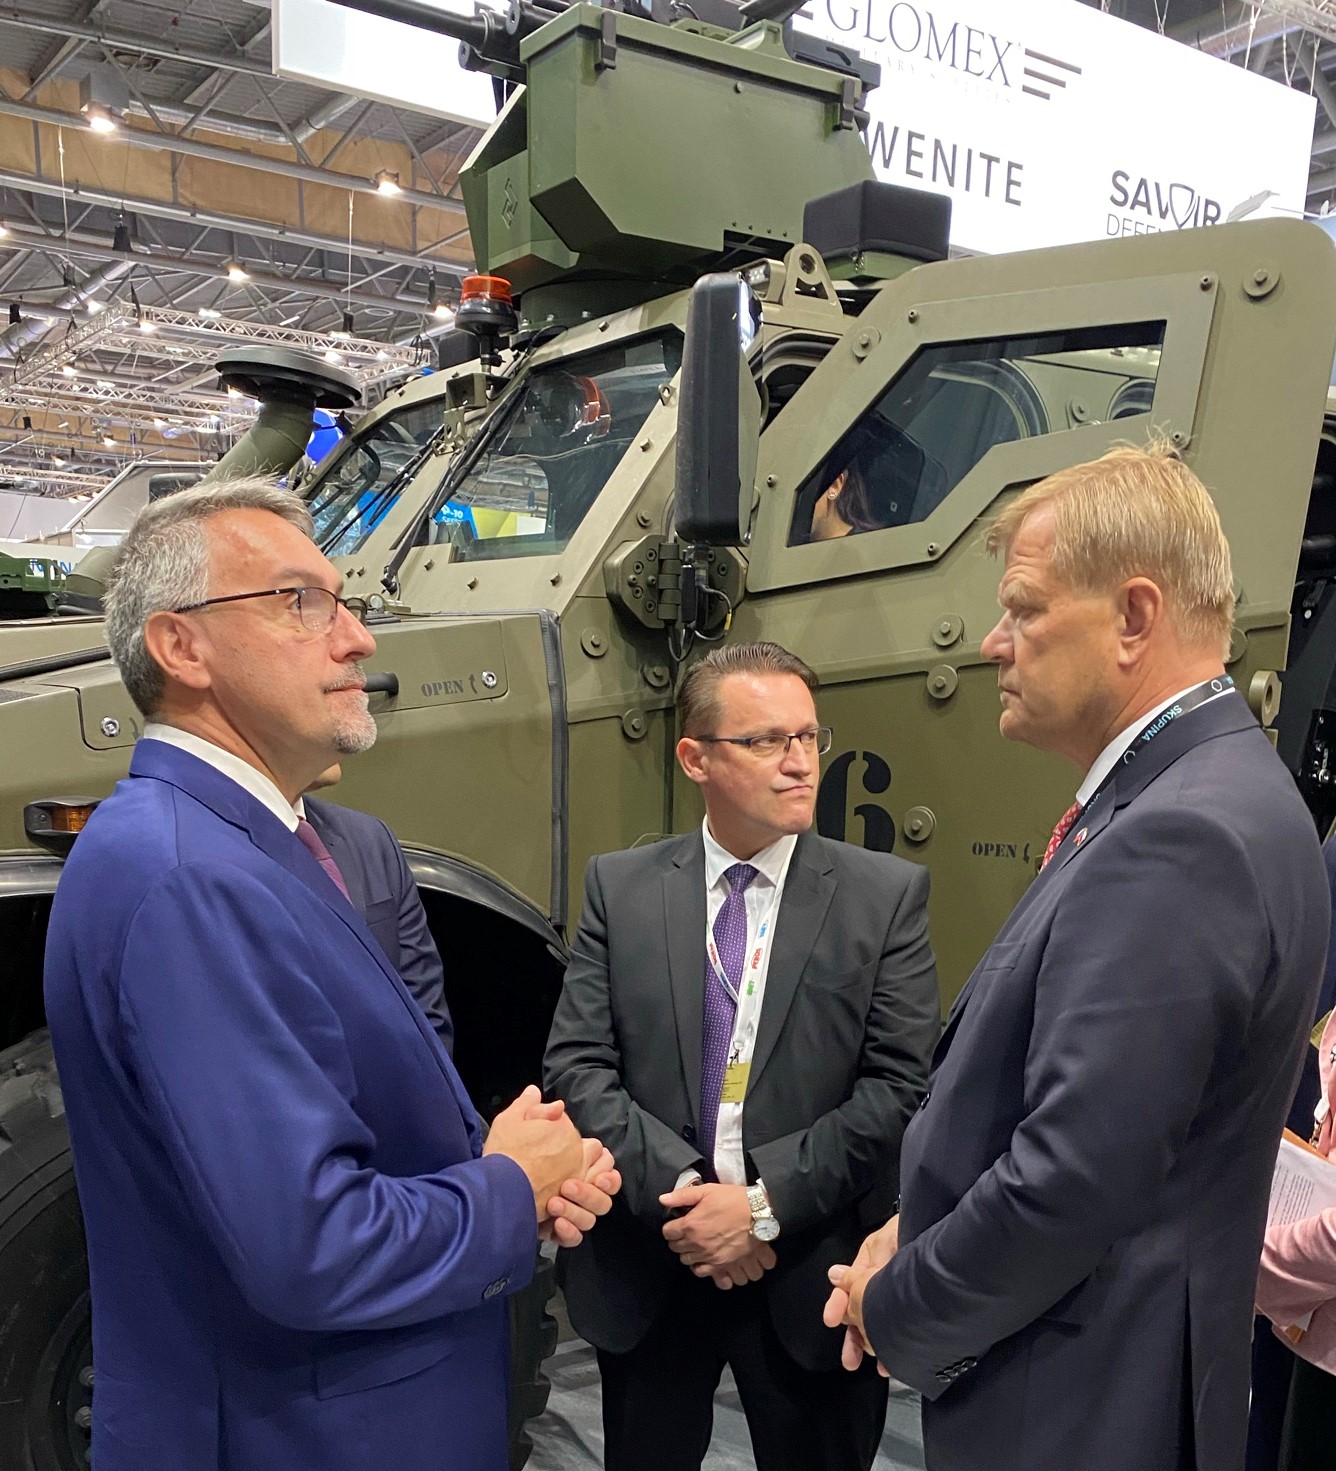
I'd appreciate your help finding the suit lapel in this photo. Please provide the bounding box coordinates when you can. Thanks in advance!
[749,833,835,1096]
[665,835,708,1130]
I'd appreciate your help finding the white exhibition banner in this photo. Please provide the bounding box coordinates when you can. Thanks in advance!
[275,0,1317,256]
[273,0,498,128]
[794,0,1317,253]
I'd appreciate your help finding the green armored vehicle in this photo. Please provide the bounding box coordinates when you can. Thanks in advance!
[4,0,1336,1464]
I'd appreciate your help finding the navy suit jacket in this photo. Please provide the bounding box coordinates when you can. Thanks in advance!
[303,794,453,1055]
[863,694,1331,1471]
[44,740,536,1471]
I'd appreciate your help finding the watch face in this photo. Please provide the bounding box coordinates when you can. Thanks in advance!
[752,1216,780,1242]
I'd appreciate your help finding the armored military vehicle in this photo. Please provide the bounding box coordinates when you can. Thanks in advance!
[3,0,1336,1464]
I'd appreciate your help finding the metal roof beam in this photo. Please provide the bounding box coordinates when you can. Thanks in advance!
[0,6,274,78]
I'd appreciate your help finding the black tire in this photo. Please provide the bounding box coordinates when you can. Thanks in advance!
[0,1031,92,1471]
[507,1252,560,1471]
[0,1030,560,1471]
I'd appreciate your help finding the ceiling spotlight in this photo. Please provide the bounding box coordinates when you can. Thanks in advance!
[111,216,133,254]
[8,302,19,325]
[198,307,222,320]
[80,69,128,133]
[83,102,118,133]
[61,364,77,378]
[224,261,249,283]
[153,418,165,430]
[51,455,66,467]
[101,434,115,447]
[433,302,454,322]
[95,379,114,391]
[0,223,8,239]
[373,169,402,197]
[21,415,31,431]
[87,298,105,315]
[323,348,345,365]
[226,387,242,399]
[331,309,354,340]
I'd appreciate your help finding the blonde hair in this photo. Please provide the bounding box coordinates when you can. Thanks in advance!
[985,440,1234,655]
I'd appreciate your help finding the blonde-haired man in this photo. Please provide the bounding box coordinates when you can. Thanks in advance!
[825,444,1331,1471]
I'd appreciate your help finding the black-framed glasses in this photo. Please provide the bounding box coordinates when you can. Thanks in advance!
[697,726,833,759]
[171,585,368,634]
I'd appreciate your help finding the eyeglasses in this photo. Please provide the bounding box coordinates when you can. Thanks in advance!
[171,585,368,633]
[697,726,833,759]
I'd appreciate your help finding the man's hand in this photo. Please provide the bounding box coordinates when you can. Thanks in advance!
[823,1214,900,1375]
[483,1085,584,1224]
[700,1240,777,1290]
[658,1182,754,1267]
[541,1138,623,1248]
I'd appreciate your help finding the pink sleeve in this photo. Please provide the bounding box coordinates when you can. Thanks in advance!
[1258,1207,1336,1324]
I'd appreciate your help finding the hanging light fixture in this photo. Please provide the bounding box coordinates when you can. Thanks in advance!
[427,269,452,322]
[224,261,249,283]
[111,214,133,254]
[8,302,19,325]
[331,308,354,340]
[80,68,129,133]
[373,169,402,197]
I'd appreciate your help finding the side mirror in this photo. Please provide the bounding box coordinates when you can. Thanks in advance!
[674,273,762,547]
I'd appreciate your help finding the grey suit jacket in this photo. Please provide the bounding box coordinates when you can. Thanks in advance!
[304,795,453,1055]
[863,694,1331,1471]
[543,828,940,1371]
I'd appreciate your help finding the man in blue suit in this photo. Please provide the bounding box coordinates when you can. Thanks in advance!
[44,478,617,1471]
[825,445,1331,1471]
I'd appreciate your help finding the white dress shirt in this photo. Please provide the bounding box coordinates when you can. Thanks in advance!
[694,818,797,1198]
[1074,682,1226,810]
[142,723,306,828]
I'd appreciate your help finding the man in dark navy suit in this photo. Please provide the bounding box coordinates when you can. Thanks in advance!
[45,478,618,1471]
[304,774,454,1055]
[825,445,1331,1471]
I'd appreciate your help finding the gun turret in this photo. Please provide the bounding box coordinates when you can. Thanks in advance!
[327,0,882,331]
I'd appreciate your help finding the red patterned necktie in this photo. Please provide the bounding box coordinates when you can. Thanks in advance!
[295,818,352,901]
[1041,801,1083,871]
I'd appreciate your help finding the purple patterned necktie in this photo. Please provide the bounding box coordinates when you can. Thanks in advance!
[295,818,351,902]
[699,861,758,1171]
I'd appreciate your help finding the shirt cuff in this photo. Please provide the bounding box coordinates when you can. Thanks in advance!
[674,1167,704,1192]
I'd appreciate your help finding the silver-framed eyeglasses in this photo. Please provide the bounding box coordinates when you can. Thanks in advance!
[171,585,368,633]
[697,726,833,759]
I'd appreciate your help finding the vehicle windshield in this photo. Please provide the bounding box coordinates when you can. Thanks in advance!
[307,398,444,557]
[419,331,682,562]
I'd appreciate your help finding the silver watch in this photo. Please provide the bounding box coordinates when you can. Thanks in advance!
[747,1184,780,1242]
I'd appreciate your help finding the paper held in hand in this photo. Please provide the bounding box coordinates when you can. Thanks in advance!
[1266,1129,1336,1341]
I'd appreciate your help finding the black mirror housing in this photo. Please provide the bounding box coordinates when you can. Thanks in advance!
[674,272,763,547]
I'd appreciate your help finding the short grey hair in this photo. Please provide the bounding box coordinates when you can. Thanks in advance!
[105,477,315,717]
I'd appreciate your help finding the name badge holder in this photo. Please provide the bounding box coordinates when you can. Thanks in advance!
[707,888,782,1106]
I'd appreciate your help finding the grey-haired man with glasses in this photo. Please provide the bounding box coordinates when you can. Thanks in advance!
[544,639,940,1471]
[43,478,620,1471]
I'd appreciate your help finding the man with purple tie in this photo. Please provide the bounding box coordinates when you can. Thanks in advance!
[544,640,940,1471]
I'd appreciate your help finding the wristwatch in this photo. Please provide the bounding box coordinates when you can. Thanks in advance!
[747,1183,780,1242]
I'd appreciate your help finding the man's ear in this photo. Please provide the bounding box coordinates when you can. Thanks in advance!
[1116,577,1164,666]
[676,736,709,787]
[143,610,213,693]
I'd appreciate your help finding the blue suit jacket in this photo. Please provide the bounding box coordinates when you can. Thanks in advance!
[44,740,536,1471]
[863,694,1331,1471]
[303,794,453,1056]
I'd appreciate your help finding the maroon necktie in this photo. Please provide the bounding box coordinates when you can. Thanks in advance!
[295,818,351,901]
[1041,801,1083,870]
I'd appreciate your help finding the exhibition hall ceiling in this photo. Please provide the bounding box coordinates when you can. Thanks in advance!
[0,0,1332,493]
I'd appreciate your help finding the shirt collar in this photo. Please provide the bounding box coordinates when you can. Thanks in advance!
[1075,683,1206,809]
[143,723,302,833]
[701,816,797,891]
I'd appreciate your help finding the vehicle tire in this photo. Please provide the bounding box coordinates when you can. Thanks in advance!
[0,1030,562,1471]
[0,1030,91,1471]
[507,1251,560,1471]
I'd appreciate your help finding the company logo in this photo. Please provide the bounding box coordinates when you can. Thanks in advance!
[1107,169,1222,237]
[801,2,1080,100]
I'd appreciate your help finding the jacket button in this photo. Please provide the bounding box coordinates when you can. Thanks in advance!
[682,1124,696,1142]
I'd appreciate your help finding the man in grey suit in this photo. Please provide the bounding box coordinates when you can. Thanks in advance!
[825,445,1332,1471]
[544,640,940,1471]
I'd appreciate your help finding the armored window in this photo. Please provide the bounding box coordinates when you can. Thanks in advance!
[787,323,1165,548]
[422,332,682,563]
[309,400,446,558]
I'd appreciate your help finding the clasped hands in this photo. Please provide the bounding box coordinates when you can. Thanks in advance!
[822,1213,899,1375]
[657,1182,776,1290]
[483,1085,622,1248]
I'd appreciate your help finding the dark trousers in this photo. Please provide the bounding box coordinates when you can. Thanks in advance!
[596,1273,888,1471]
[1279,1353,1336,1471]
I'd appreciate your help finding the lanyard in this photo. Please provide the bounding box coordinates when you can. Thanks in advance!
[1082,675,1235,815]
[707,884,782,1006]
